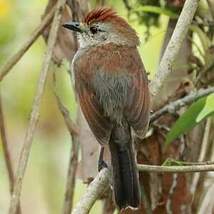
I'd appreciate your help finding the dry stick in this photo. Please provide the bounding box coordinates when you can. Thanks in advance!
[0,94,14,198]
[61,1,81,213]
[190,118,212,194]
[0,5,56,82]
[54,92,79,136]
[150,86,214,122]
[54,92,80,214]
[0,94,22,214]
[137,163,214,173]
[71,162,214,214]
[62,129,79,214]
[8,0,66,213]
[72,168,111,214]
[150,0,199,98]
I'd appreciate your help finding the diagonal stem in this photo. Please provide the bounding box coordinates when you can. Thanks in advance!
[150,0,199,98]
[53,80,80,214]
[0,93,22,214]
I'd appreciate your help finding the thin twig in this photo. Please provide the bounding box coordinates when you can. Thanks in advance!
[66,0,80,51]
[55,93,79,136]
[72,168,111,214]
[0,94,14,197]
[162,159,214,166]
[137,163,214,173]
[62,133,79,214]
[190,118,212,194]
[60,2,82,213]
[150,87,214,122]
[0,5,57,82]
[150,0,199,97]
[54,91,80,214]
[0,93,22,214]
[8,1,66,213]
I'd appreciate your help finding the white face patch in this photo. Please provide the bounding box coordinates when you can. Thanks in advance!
[77,33,100,48]
[77,22,132,49]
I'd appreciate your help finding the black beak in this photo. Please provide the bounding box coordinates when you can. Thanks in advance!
[62,21,84,33]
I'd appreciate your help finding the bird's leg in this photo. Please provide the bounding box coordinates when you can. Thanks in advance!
[98,146,108,171]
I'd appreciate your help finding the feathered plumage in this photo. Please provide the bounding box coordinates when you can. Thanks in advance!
[64,7,150,210]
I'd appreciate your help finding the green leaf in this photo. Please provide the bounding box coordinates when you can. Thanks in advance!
[165,93,214,145]
[162,158,184,166]
[196,93,214,122]
[133,6,178,19]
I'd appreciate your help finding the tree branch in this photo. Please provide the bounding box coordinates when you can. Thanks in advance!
[190,118,212,194]
[0,94,14,199]
[0,93,22,214]
[8,1,66,213]
[56,2,81,212]
[72,162,214,214]
[72,168,111,214]
[150,87,214,122]
[137,163,214,173]
[55,92,79,136]
[0,5,57,82]
[150,0,199,98]
[62,132,79,214]
[54,91,80,214]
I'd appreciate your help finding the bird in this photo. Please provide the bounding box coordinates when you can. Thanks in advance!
[63,7,150,210]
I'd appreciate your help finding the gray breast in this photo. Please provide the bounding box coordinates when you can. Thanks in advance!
[92,71,131,124]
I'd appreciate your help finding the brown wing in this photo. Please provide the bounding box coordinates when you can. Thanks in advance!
[77,83,113,145]
[124,50,150,138]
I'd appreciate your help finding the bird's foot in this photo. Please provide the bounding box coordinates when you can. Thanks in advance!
[98,146,108,171]
[98,159,108,172]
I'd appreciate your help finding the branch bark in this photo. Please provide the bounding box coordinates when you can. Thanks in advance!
[8,1,66,213]
[72,168,111,214]
[0,94,22,214]
[137,163,214,173]
[190,118,212,194]
[150,87,214,122]
[0,5,57,82]
[54,92,80,214]
[63,133,79,214]
[150,0,199,98]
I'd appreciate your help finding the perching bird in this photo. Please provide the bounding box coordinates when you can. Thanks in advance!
[63,7,150,210]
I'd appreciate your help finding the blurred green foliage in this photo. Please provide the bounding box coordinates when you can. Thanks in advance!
[123,0,184,39]
[165,94,214,145]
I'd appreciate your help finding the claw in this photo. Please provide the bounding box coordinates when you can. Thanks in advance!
[98,146,108,171]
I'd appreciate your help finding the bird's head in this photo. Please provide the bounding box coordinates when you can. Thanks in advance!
[63,7,139,48]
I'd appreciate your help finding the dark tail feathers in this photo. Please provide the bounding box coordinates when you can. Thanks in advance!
[109,123,140,209]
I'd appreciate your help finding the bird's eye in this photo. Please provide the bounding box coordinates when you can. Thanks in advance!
[90,26,98,34]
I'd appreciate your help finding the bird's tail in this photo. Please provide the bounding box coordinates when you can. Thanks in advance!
[109,122,140,209]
